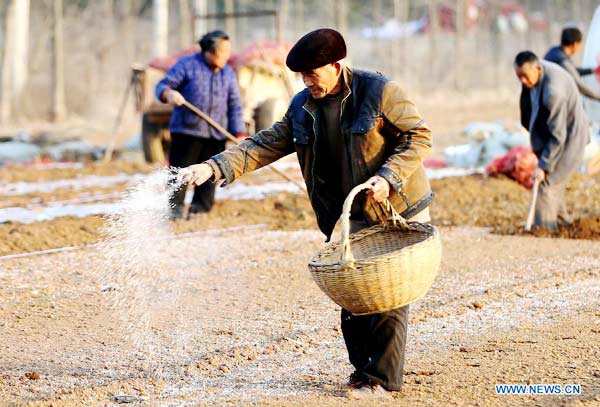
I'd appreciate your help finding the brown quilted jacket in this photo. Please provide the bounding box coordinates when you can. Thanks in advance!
[208,66,433,239]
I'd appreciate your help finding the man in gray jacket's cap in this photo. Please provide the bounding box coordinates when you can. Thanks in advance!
[514,51,590,229]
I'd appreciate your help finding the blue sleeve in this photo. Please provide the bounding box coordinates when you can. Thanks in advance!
[155,59,187,102]
[226,69,247,133]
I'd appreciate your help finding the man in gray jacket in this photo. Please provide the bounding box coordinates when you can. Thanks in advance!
[514,51,590,229]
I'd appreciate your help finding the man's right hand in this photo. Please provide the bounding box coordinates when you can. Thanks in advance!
[165,89,185,106]
[532,167,545,183]
[180,163,214,186]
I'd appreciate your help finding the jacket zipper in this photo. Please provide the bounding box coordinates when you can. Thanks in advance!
[303,105,321,227]
[207,72,214,138]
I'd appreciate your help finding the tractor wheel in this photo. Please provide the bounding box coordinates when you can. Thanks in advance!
[254,97,287,132]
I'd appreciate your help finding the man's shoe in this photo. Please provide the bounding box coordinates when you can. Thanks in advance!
[346,371,365,388]
[346,382,394,399]
[168,206,183,220]
[190,204,210,214]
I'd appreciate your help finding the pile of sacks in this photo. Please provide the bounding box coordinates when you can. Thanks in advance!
[149,41,291,73]
[0,130,105,165]
[486,145,538,189]
[443,121,529,168]
[227,41,290,69]
[443,121,600,188]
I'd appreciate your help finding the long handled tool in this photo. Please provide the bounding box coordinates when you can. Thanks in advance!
[182,100,306,192]
[524,177,541,231]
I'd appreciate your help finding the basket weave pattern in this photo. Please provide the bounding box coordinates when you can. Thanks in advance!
[308,183,442,315]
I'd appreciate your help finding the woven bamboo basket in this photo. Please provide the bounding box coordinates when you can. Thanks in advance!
[309,182,441,315]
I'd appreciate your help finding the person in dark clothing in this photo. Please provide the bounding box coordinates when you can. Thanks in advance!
[155,30,247,216]
[515,51,589,229]
[544,27,600,101]
[182,28,433,399]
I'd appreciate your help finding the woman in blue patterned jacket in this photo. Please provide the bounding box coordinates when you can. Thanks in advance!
[156,30,247,216]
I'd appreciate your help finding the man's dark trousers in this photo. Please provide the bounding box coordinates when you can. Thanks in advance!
[169,132,226,212]
[341,220,410,391]
[341,305,409,391]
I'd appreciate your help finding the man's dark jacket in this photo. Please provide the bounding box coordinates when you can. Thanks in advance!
[544,45,600,100]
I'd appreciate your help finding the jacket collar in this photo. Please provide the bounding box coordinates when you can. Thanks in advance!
[197,52,223,73]
[537,61,548,88]
[303,65,354,114]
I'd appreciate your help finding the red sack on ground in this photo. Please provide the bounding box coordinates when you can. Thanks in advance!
[424,157,447,168]
[486,145,538,189]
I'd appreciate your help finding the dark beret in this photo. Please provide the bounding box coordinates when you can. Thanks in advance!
[286,28,347,72]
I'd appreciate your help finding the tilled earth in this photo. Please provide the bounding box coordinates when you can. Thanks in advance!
[1,159,600,406]
[3,162,600,256]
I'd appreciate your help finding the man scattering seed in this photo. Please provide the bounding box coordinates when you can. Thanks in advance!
[514,51,589,229]
[183,28,433,399]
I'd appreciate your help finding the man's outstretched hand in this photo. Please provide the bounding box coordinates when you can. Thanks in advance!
[180,163,214,186]
[366,175,390,202]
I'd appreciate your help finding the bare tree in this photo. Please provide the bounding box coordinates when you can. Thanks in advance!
[392,0,409,80]
[152,0,168,57]
[294,0,304,38]
[429,0,440,83]
[224,0,235,44]
[52,0,66,122]
[334,0,347,36]
[179,0,192,48]
[1,0,30,123]
[280,0,289,42]
[455,0,465,91]
[193,0,207,39]
[12,0,29,103]
[0,0,14,123]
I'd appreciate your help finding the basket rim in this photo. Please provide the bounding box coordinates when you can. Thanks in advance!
[308,223,440,268]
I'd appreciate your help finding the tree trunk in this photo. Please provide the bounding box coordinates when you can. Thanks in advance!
[152,0,168,57]
[392,0,409,80]
[280,0,289,42]
[334,0,346,36]
[294,0,303,38]
[455,0,464,91]
[12,0,29,103]
[428,0,439,86]
[52,0,66,122]
[179,0,192,48]
[193,0,207,39]
[0,0,14,123]
[224,0,235,45]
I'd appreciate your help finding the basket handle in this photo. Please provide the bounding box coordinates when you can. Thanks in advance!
[340,182,410,266]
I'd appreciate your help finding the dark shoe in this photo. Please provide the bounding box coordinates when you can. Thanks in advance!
[557,214,573,227]
[346,371,365,388]
[168,206,183,220]
[346,382,394,399]
[190,204,210,214]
